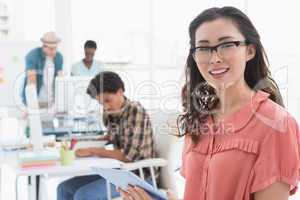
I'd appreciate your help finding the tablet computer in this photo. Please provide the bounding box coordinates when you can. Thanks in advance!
[92,167,167,200]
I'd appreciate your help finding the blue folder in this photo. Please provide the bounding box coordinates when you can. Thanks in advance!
[92,167,167,200]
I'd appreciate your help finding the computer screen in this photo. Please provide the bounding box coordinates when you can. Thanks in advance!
[55,76,101,116]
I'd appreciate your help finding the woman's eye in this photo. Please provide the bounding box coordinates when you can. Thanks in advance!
[220,43,235,48]
[196,47,210,52]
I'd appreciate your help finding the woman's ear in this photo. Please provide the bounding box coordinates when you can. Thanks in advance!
[246,44,256,61]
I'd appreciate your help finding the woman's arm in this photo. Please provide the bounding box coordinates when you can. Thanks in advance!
[254,182,289,200]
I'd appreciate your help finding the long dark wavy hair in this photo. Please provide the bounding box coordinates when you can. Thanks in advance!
[177,7,283,144]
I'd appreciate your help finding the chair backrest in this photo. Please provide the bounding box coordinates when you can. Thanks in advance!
[150,111,185,196]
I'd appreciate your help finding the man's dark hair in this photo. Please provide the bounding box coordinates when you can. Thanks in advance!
[87,71,125,98]
[84,40,97,49]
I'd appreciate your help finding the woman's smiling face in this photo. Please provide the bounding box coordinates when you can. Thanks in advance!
[193,18,255,90]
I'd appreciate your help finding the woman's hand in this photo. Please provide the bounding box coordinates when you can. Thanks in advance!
[118,186,177,200]
[166,190,177,200]
[119,186,153,200]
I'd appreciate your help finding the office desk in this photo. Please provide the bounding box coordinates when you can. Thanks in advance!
[15,157,123,177]
[1,151,123,200]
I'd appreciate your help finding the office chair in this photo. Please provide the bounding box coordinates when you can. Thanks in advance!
[110,111,184,200]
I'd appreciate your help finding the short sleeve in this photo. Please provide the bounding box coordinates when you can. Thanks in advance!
[251,116,300,195]
[122,107,153,162]
[25,52,38,71]
[55,52,63,71]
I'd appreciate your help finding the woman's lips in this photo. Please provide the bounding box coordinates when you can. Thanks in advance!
[208,68,229,78]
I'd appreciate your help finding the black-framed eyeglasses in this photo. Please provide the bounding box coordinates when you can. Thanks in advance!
[191,40,248,63]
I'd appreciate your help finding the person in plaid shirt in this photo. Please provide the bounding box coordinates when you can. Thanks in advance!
[101,97,155,162]
[57,71,156,200]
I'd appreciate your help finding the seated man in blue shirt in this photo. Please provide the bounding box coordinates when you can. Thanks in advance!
[21,31,63,108]
[71,40,105,76]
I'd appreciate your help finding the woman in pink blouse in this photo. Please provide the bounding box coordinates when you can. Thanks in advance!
[120,6,300,200]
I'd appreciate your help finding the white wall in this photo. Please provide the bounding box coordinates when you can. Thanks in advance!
[247,1,300,122]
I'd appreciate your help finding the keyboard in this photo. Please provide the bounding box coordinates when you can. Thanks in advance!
[56,134,104,142]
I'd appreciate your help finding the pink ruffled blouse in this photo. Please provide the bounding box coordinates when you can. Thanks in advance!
[181,90,300,200]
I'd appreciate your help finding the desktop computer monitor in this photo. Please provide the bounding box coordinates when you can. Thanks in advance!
[55,76,102,116]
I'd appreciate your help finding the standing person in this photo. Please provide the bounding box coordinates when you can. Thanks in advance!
[22,31,63,108]
[21,31,63,200]
[120,6,300,200]
[57,71,157,200]
[71,40,105,76]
